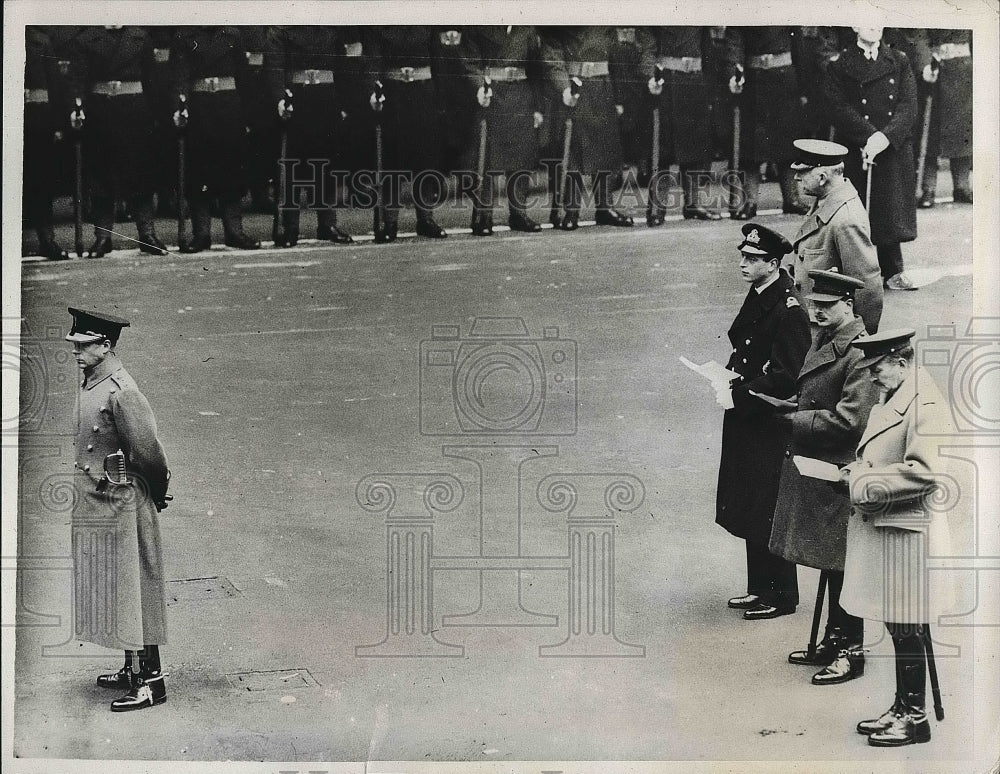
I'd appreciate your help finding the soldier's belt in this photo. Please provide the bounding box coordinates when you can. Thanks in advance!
[658,56,702,73]
[747,51,793,70]
[290,69,335,86]
[568,61,610,79]
[933,42,971,60]
[485,66,528,82]
[91,80,144,96]
[191,76,238,93]
[383,66,433,83]
[24,88,49,104]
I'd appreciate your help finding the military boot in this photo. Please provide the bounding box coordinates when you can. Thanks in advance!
[867,663,930,746]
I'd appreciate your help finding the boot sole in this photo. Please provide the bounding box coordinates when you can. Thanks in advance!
[867,734,930,747]
[110,695,167,713]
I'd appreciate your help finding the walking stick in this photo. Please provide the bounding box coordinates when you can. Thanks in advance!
[864,158,874,211]
[175,95,188,250]
[274,88,293,245]
[922,624,945,721]
[647,65,663,223]
[472,76,492,230]
[558,77,581,220]
[915,59,939,198]
[806,570,829,659]
[372,80,385,241]
[70,98,85,258]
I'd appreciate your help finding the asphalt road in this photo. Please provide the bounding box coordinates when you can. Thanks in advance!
[13,196,991,769]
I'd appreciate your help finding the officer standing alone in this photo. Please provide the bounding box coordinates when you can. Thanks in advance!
[66,308,171,712]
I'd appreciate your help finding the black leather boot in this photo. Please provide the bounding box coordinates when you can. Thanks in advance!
[788,630,843,666]
[134,196,168,255]
[316,209,353,243]
[508,208,541,233]
[416,210,447,238]
[182,199,214,253]
[87,234,113,259]
[37,226,70,260]
[471,207,494,236]
[110,672,167,712]
[811,645,865,685]
[222,201,261,249]
[867,663,930,746]
[97,653,134,690]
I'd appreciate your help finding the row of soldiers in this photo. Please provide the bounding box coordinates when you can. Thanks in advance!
[23,25,972,260]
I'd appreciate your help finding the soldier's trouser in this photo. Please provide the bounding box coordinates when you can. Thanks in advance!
[92,194,157,240]
[877,243,904,279]
[921,155,972,196]
[746,540,798,608]
[825,569,864,644]
[562,171,616,213]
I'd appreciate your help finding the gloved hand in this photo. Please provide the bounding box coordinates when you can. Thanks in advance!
[70,98,86,131]
[370,80,385,112]
[533,111,544,129]
[922,61,940,83]
[728,65,745,95]
[278,92,293,120]
[173,95,189,128]
[562,76,582,107]
[477,76,493,108]
[647,75,664,96]
[862,130,890,167]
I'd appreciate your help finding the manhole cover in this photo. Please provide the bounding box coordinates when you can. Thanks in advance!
[226,669,319,691]
[167,576,240,605]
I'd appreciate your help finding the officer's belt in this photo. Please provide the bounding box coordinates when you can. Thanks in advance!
[657,56,702,73]
[933,42,970,60]
[747,51,792,70]
[383,66,433,83]
[24,88,49,104]
[290,69,335,86]
[485,66,528,82]
[568,61,610,79]
[91,80,144,96]
[191,76,237,93]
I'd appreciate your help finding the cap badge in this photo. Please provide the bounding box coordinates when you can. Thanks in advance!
[746,229,760,244]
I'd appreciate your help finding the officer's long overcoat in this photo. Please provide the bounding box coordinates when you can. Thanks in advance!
[72,354,169,649]
[823,41,918,246]
[716,271,811,545]
[173,26,250,199]
[769,316,879,570]
[840,370,956,624]
[540,27,625,176]
[637,26,718,166]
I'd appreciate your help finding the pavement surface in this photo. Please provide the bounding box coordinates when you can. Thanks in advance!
[11,180,994,770]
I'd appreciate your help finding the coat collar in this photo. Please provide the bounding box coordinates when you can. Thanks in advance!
[857,369,917,450]
[837,42,897,83]
[794,179,862,246]
[798,315,867,379]
[82,352,124,391]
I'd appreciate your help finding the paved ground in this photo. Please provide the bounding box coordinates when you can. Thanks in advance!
[11,183,995,770]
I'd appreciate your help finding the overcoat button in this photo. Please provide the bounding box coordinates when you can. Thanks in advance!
[83,465,90,472]
[745,339,751,345]
[863,115,869,120]
[93,425,100,432]
[889,78,895,84]
[785,450,791,458]
[86,444,94,451]
[861,98,867,104]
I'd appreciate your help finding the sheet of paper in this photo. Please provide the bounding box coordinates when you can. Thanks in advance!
[748,390,797,409]
[793,455,842,482]
[679,357,740,387]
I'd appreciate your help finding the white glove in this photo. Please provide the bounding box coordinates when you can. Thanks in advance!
[562,77,582,107]
[533,111,544,129]
[922,63,939,83]
[277,98,293,120]
[370,81,385,112]
[647,76,663,96]
[615,103,624,117]
[477,85,492,108]
[728,74,744,95]
[69,99,86,130]
[714,386,734,410]
[862,130,890,167]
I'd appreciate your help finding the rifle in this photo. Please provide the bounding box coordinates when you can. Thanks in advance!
[175,95,189,250]
[70,98,85,257]
[274,88,293,245]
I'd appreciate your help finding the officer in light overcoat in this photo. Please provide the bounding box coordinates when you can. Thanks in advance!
[66,308,171,712]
